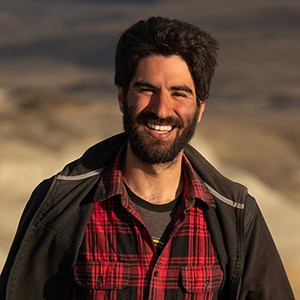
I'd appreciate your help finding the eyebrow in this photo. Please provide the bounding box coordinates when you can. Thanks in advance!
[133,81,157,90]
[133,80,194,95]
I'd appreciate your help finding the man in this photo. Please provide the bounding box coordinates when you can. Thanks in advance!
[0,16,294,299]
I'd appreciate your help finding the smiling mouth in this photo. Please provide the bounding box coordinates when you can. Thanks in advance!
[146,121,174,133]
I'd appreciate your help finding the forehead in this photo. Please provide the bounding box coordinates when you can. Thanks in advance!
[132,55,195,88]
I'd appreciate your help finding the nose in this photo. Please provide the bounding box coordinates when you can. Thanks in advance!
[149,91,173,119]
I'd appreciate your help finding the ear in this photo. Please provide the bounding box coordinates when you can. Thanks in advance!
[117,86,124,113]
[197,101,206,123]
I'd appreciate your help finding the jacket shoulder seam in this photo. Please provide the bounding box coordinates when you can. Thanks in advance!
[57,168,105,181]
[204,182,245,209]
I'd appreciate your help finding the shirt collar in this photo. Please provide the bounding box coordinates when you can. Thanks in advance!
[181,154,216,209]
[95,145,129,205]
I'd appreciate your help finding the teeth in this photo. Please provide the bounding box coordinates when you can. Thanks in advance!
[147,122,172,132]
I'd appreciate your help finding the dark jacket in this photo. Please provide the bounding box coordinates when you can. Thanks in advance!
[0,133,294,299]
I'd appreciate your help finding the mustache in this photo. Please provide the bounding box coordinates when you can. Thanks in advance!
[136,111,184,128]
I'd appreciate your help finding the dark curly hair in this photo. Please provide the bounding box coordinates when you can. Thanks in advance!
[114,16,219,104]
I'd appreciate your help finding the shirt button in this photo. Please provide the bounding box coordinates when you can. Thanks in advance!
[97,276,103,284]
[205,280,210,288]
[154,270,159,277]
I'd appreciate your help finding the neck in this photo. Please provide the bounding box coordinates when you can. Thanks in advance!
[122,144,184,205]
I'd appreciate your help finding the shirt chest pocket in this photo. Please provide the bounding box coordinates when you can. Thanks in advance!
[74,261,130,290]
[181,265,223,295]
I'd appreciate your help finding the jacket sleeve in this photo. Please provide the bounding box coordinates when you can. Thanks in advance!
[239,195,295,299]
[0,177,54,300]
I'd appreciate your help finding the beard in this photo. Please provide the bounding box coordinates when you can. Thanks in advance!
[123,103,200,165]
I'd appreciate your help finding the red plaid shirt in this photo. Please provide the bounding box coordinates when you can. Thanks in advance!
[73,149,223,300]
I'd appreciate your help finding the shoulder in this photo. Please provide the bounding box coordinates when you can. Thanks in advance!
[184,144,248,207]
[20,133,127,228]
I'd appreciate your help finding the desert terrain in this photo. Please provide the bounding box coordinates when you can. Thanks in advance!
[0,0,299,297]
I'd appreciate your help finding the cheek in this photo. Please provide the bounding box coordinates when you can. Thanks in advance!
[174,103,198,120]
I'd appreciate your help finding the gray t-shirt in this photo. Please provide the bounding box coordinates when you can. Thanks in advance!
[126,186,180,253]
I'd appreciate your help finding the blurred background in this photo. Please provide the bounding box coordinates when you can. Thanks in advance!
[0,0,299,297]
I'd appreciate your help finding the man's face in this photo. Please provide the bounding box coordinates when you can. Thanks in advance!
[118,55,205,164]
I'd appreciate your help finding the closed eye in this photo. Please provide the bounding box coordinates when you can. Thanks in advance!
[172,91,188,98]
[133,81,157,95]
[171,85,194,99]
